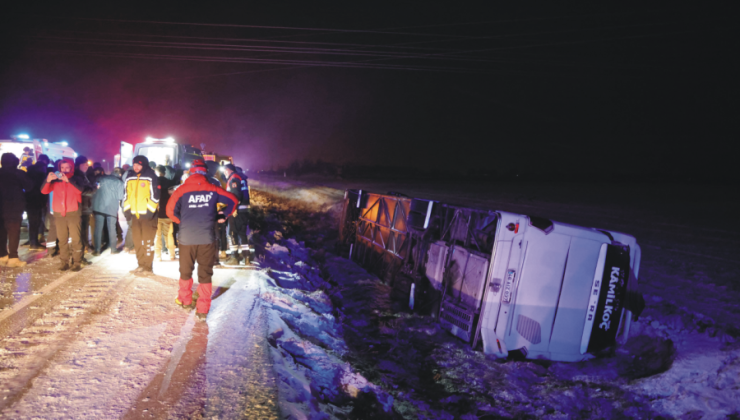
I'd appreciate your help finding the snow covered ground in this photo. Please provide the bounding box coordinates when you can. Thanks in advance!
[250,176,740,419]
[0,176,737,419]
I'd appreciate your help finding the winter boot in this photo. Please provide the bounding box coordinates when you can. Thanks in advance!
[6,258,27,268]
[47,246,59,258]
[59,262,70,271]
[224,252,240,266]
[195,283,212,319]
[176,279,195,309]
[71,264,83,272]
[0,256,8,267]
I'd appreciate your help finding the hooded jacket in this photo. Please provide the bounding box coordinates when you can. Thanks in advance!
[122,164,161,220]
[0,153,33,219]
[92,174,124,217]
[40,160,87,217]
[226,171,250,210]
[166,174,237,245]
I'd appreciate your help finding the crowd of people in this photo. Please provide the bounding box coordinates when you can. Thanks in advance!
[0,151,250,320]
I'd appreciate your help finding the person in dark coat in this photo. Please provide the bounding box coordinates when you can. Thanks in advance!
[0,153,33,268]
[112,167,125,246]
[45,158,62,257]
[223,163,250,265]
[153,165,176,261]
[91,172,124,255]
[74,156,95,261]
[24,156,50,250]
[89,166,105,185]
[205,160,228,263]
[164,166,181,252]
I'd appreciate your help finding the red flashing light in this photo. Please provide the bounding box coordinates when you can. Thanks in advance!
[514,223,519,234]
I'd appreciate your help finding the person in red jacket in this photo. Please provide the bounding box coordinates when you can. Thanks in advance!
[166,160,237,320]
[40,158,88,271]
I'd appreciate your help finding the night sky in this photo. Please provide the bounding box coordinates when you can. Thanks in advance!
[1,3,737,179]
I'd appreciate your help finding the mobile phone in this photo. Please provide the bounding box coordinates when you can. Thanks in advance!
[55,171,64,178]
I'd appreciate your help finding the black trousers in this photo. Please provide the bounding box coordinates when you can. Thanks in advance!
[80,212,92,253]
[93,212,117,253]
[228,211,249,251]
[217,223,227,252]
[55,211,83,265]
[26,207,44,246]
[0,216,22,259]
[131,216,158,269]
[179,243,217,284]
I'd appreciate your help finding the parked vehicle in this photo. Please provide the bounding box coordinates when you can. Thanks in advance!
[0,138,76,166]
[118,137,203,169]
[339,190,644,362]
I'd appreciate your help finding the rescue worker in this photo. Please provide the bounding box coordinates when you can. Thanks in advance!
[166,160,237,320]
[223,163,250,265]
[40,158,86,271]
[205,161,228,264]
[122,155,160,274]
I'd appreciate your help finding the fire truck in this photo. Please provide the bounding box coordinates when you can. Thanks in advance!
[117,137,204,169]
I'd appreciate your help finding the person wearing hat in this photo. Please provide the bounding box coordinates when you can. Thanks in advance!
[40,158,87,271]
[204,160,228,264]
[122,155,160,273]
[74,156,95,261]
[166,159,237,320]
[222,163,251,265]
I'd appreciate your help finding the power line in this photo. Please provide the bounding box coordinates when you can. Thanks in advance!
[30,48,494,73]
[25,15,481,39]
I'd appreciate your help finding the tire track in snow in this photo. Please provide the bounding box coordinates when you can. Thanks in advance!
[124,271,280,419]
[200,272,280,419]
[0,270,132,414]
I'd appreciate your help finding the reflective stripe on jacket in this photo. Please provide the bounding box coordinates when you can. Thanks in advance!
[122,167,160,219]
[166,174,237,246]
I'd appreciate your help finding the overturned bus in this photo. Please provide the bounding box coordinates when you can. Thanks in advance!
[338,190,644,362]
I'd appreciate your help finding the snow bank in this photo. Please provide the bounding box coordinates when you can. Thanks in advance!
[251,223,393,418]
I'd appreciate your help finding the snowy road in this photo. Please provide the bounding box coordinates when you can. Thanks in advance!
[0,252,279,419]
